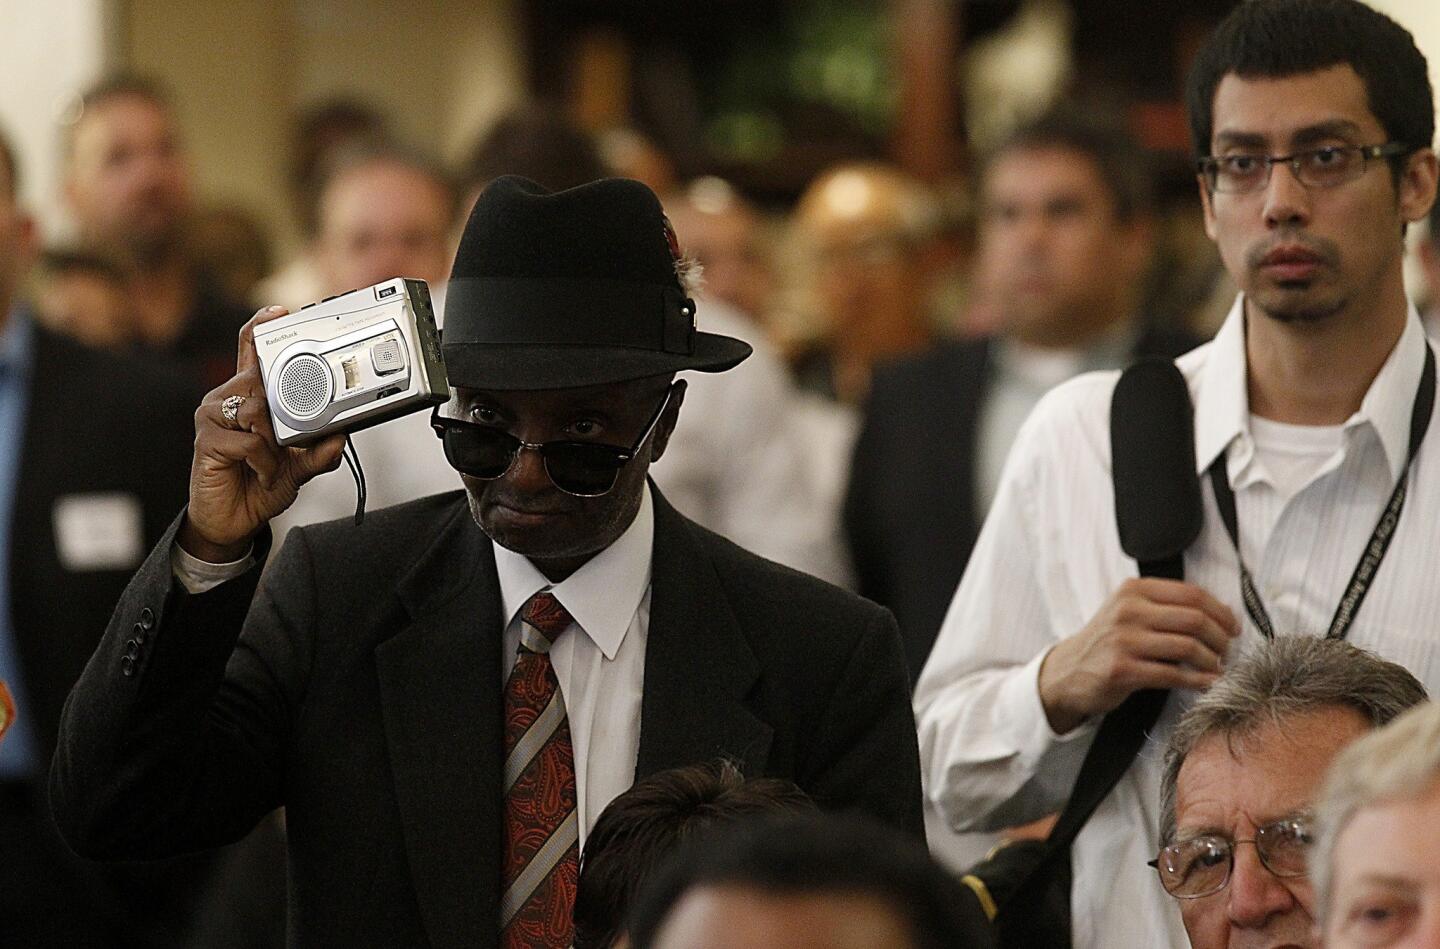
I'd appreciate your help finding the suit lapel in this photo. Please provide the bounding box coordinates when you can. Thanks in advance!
[375,502,504,949]
[947,339,992,545]
[636,489,772,779]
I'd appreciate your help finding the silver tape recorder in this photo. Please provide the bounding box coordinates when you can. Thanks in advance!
[254,277,449,447]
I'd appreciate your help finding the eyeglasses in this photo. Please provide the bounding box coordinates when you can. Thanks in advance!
[1198,143,1409,194]
[431,383,676,497]
[1150,816,1314,900]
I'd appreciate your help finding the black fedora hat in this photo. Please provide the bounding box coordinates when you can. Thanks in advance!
[443,175,752,390]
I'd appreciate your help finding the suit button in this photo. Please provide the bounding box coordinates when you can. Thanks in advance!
[132,623,146,644]
[124,639,140,660]
[139,608,156,631]
[121,656,136,678]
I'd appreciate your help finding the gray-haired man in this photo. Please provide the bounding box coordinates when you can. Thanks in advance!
[1154,636,1428,949]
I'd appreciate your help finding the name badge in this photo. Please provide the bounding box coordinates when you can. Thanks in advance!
[52,493,144,571]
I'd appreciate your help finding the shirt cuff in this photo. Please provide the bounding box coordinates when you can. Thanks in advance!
[171,540,256,594]
[1001,646,1099,767]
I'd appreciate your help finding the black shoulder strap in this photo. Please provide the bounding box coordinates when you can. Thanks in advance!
[1007,358,1198,904]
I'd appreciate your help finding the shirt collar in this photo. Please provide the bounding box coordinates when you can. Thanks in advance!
[994,318,1140,388]
[1356,306,1429,484]
[1192,294,1430,485]
[492,482,655,661]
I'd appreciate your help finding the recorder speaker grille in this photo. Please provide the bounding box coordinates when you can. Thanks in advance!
[277,354,333,419]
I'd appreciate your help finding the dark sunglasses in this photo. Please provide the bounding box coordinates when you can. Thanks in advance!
[431,383,677,497]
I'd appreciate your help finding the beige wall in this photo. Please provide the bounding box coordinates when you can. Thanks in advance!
[121,0,524,257]
[0,0,113,237]
[1369,0,1440,131]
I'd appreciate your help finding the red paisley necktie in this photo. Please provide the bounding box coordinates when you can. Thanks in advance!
[500,591,579,948]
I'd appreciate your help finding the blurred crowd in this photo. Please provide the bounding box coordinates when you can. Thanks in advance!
[7,0,1440,939]
[12,72,1276,591]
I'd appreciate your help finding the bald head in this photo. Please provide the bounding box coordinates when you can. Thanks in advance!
[793,163,940,373]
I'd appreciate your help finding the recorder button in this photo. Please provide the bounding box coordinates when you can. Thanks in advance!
[371,339,406,375]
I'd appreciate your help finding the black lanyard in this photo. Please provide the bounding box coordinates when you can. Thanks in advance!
[1207,344,1435,640]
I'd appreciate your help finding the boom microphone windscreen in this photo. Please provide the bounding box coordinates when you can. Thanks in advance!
[1110,358,1203,568]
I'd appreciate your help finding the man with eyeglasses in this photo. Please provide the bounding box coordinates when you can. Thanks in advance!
[49,175,923,948]
[914,0,1440,945]
[1155,636,1426,948]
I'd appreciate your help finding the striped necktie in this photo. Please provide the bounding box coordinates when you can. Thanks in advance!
[500,591,579,948]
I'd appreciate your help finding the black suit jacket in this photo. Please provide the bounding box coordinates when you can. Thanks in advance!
[51,487,923,949]
[844,328,1201,684]
[4,326,240,946]
[11,327,198,756]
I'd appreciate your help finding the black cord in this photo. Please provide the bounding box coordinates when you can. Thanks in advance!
[341,434,367,525]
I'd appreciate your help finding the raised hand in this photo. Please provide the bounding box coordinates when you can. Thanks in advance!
[177,306,345,562]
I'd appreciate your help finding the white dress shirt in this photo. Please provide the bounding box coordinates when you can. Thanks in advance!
[915,296,1440,949]
[655,300,855,587]
[491,484,653,849]
[975,325,1137,517]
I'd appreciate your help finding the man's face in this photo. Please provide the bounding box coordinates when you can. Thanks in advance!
[650,885,916,949]
[798,168,934,354]
[1173,706,1372,949]
[813,228,926,349]
[1199,65,1437,326]
[316,160,454,294]
[978,146,1148,347]
[1324,779,1440,949]
[66,95,191,256]
[451,376,682,580]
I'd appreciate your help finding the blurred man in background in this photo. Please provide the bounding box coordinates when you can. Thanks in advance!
[661,177,775,329]
[789,162,944,405]
[0,123,269,948]
[660,176,857,586]
[64,74,251,387]
[270,144,462,536]
[311,145,456,299]
[846,107,1198,873]
[846,108,1197,689]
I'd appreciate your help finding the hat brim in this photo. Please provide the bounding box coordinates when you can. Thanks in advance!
[442,331,753,390]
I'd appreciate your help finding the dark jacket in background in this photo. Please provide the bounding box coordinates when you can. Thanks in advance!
[7,326,281,948]
[844,327,1202,684]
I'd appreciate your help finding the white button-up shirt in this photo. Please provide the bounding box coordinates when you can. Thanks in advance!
[915,296,1440,948]
[492,484,654,848]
